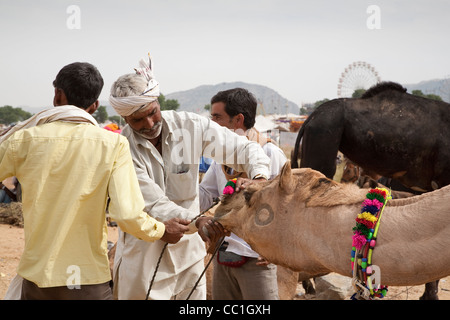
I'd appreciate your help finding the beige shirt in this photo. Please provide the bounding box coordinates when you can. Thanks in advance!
[113,111,270,299]
[0,120,164,288]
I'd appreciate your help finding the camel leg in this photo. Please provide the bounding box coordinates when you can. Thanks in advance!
[300,127,343,179]
[302,279,316,295]
[419,280,439,300]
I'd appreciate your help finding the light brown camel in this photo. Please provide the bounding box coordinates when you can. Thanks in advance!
[214,161,450,287]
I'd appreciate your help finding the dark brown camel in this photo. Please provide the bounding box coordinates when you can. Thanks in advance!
[291,81,450,300]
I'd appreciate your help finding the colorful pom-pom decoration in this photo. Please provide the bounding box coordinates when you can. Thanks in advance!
[223,186,235,195]
[351,187,391,300]
[222,178,238,195]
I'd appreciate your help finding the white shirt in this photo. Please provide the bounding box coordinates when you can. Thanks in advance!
[113,111,270,299]
[199,141,287,258]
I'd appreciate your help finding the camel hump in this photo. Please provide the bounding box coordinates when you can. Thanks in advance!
[361,81,407,99]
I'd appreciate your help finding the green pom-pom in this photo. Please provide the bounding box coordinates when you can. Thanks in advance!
[225,180,236,188]
[366,192,386,203]
[353,224,371,237]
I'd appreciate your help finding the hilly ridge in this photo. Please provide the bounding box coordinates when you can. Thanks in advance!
[19,77,450,117]
[165,81,300,115]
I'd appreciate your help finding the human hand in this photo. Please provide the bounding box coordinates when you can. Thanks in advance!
[196,216,229,247]
[234,176,267,193]
[234,177,252,193]
[160,218,191,244]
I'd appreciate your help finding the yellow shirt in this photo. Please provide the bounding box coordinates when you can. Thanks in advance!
[0,121,165,287]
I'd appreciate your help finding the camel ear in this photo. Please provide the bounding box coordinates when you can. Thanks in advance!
[279,161,296,194]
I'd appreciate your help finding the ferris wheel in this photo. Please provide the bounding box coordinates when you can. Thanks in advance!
[337,61,381,98]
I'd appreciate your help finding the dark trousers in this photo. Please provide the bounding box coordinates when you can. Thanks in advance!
[21,278,113,300]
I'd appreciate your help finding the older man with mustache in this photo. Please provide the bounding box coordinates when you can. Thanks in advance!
[109,54,271,300]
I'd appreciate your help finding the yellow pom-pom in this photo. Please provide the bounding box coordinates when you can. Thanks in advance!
[358,212,378,223]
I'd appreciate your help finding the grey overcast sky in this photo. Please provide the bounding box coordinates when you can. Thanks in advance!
[1,0,450,111]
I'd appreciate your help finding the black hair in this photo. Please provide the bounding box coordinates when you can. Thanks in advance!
[53,62,104,109]
[210,88,257,129]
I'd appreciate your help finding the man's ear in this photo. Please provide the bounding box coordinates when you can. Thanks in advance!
[53,88,68,106]
[85,100,99,115]
[235,113,245,128]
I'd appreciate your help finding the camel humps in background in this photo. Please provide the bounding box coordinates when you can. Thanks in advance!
[291,81,450,194]
[291,81,449,299]
[214,163,450,293]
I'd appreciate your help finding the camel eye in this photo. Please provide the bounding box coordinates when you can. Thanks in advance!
[243,190,253,203]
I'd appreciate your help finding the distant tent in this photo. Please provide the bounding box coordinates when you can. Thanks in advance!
[255,115,290,133]
[254,115,276,133]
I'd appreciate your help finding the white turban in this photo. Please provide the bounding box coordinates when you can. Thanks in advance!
[109,53,161,117]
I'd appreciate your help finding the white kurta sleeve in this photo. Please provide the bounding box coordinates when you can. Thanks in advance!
[201,119,270,179]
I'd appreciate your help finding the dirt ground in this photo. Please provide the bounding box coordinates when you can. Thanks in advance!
[0,223,119,299]
[2,222,450,300]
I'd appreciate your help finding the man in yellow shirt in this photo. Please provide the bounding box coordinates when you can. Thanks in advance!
[0,62,190,300]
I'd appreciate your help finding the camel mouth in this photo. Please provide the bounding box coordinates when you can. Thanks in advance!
[212,194,234,218]
[212,199,238,226]
[212,206,230,222]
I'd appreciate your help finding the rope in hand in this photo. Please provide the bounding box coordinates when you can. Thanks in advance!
[145,242,168,300]
[145,197,221,300]
[186,235,225,300]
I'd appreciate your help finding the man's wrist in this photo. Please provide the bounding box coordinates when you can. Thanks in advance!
[252,173,268,180]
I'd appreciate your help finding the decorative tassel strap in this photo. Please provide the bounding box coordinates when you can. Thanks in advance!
[351,187,391,300]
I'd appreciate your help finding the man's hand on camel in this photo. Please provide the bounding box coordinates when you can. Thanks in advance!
[161,218,191,244]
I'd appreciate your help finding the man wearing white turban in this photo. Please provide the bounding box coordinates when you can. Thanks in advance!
[110,54,271,300]
[109,54,161,117]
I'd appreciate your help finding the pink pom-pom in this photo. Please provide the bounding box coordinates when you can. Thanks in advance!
[370,239,376,247]
[352,232,367,250]
[362,198,384,210]
[223,185,235,195]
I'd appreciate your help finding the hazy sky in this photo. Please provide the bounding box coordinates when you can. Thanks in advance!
[1,0,450,111]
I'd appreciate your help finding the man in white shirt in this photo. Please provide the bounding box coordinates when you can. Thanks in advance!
[199,88,287,299]
[109,55,271,300]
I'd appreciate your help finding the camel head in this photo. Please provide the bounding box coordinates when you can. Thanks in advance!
[214,161,367,268]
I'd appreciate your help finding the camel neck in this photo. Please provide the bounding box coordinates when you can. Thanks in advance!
[300,188,450,286]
